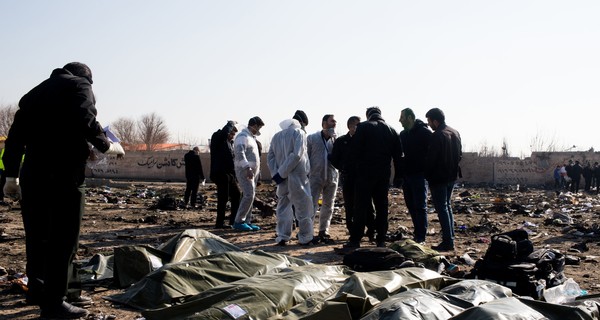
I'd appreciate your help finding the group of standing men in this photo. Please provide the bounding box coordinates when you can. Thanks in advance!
[554,160,600,194]
[331,107,462,252]
[204,106,462,252]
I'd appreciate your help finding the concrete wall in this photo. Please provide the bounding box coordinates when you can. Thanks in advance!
[85,150,600,186]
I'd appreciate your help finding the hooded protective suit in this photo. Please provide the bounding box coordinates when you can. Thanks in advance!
[267,119,314,244]
[233,127,261,225]
[307,130,338,234]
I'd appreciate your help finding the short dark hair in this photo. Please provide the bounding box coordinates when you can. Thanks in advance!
[425,108,445,123]
[293,110,309,125]
[347,116,360,127]
[322,114,334,123]
[63,62,93,84]
[401,108,415,120]
[366,106,381,119]
[248,116,264,127]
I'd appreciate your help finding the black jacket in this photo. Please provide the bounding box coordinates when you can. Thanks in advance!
[424,123,462,185]
[329,132,353,174]
[184,150,205,180]
[349,114,402,180]
[399,119,431,176]
[209,127,236,179]
[3,68,110,183]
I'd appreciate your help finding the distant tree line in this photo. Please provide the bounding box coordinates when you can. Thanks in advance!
[0,104,170,151]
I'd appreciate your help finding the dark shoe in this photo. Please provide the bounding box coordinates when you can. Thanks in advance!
[40,301,89,319]
[366,230,376,243]
[318,231,335,244]
[68,295,93,308]
[276,240,287,246]
[299,237,320,246]
[432,242,455,252]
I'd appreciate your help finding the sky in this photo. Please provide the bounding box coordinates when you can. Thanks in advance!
[1,1,599,157]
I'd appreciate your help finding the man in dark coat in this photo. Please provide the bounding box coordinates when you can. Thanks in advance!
[183,146,205,208]
[424,108,462,252]
[2,62,124,318]
[210,121,241,228]
[399,108,432,244]
[330,116,375,240]
[570,160,583,194]
[341,107,402,249]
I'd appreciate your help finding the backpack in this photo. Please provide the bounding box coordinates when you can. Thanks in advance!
[343,247,406,272]
[471,229,544,299]
[526,248,567,288]
[485,229,533,262]
[473,260,543,299]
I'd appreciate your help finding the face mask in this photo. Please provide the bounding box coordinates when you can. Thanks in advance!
[327,128,336,138]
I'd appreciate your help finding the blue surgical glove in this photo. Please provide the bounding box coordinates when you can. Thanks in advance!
[272,173,285,184]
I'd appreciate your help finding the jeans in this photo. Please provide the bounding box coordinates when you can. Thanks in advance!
[402,173,428,242]
[429,181,455,245]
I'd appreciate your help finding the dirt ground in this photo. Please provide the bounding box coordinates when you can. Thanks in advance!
[1,181,600,319]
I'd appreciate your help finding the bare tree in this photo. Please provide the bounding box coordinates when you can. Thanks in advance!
[0,104,18,137]
[111,117,139,145]
[137,113,170,151]
[501,138,509,158]
[530,130,564,152]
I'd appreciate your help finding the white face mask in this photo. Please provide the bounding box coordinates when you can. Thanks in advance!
[327,128,336,138]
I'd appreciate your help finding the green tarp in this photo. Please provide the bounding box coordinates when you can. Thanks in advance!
[96,229,600,320]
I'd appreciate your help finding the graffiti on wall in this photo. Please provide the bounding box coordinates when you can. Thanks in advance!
[137,156,185,169]
[494,159,552,184]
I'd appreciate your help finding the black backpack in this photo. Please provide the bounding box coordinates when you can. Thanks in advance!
[485,229,534,262]
[343,247,407,272]
[526,248,567,288]
[471,229,543,299]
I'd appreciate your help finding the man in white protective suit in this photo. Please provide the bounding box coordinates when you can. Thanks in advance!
[267,110,318,246]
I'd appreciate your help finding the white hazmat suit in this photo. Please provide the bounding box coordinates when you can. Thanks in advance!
[267,119,315,244]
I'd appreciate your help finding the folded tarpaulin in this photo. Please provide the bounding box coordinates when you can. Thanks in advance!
[106,250,313,310]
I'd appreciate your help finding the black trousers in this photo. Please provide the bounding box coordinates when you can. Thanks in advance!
[212,173,241,227]
[341,173,374,234]
[350,174,389,244]
[20,177,84,309]
[184,177,201,206]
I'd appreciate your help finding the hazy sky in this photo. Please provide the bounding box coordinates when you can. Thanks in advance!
[1,1,598,157]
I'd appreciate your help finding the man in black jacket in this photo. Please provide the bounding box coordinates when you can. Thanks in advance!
[330,116,375,239]
[3,62,124,319]
[399,108,432,244]
[183,146,205,208]
[210,121,241,228]
[424,108,462,251]
[341,107,402,250]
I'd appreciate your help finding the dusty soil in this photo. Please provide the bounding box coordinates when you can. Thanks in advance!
[1,181,600,319]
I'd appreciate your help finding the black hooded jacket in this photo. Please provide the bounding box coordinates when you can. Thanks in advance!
[3,67,110,183]
[400,119,431,176]
[209,124,236,179]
